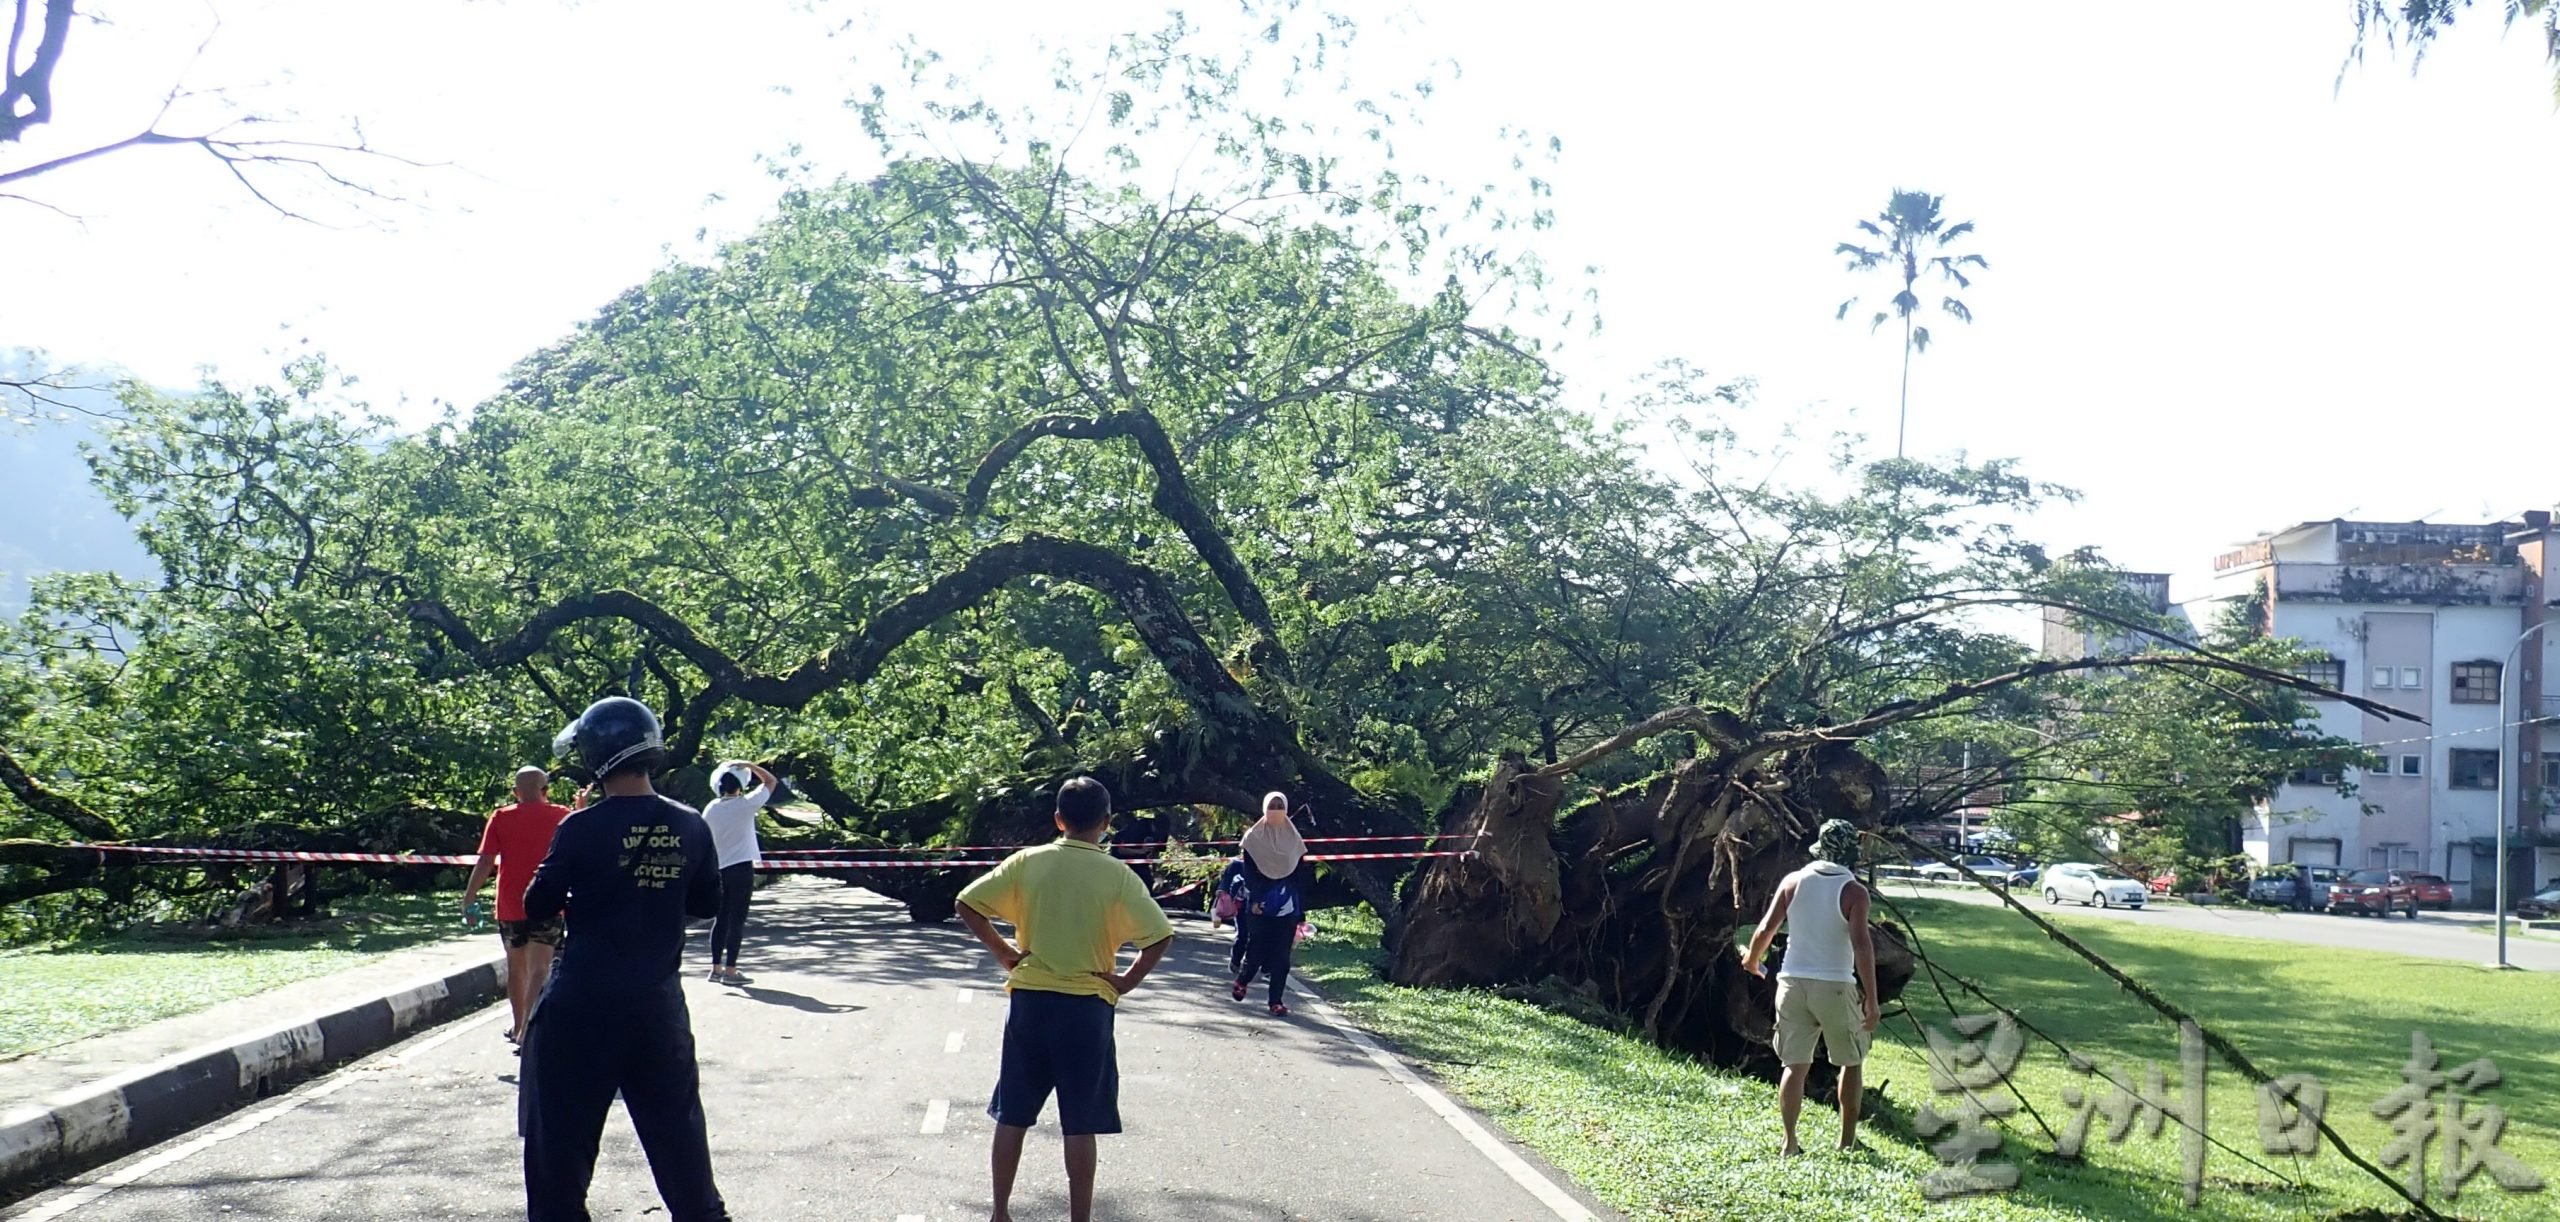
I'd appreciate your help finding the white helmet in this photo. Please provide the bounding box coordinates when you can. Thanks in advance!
[714,762,757,795]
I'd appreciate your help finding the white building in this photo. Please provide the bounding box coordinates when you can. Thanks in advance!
[2039,572,2180,658]
[2203,516,2560,906]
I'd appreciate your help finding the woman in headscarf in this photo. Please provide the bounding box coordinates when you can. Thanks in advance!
[1231,791,1310,1016]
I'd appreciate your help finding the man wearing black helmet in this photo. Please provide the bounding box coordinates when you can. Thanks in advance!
[517,696,731,1221]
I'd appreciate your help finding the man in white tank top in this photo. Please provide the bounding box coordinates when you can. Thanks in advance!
[1739,819,1880,1156]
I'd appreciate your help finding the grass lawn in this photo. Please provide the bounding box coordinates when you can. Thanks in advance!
[1300,897,2558,1221]
[0,889,469,1060]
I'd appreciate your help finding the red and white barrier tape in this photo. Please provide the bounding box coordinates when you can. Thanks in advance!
[757,849,1476,871]
[761,831,1481,857]
[60,844,479,866]
[61,843,1477,870]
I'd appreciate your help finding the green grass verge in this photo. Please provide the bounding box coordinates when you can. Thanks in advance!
[1300,899,2558,1220]
[0,889,469,1059]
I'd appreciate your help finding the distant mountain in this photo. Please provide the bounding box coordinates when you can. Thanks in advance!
[1,372,153,618]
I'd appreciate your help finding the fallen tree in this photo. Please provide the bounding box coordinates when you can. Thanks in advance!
[1390,648,2416,1072]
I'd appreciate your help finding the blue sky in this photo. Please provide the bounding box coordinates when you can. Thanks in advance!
[5,1,2556,598]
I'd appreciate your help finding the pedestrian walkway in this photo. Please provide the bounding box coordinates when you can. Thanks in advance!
[0,934,500,1112]
[2,932,505,1202]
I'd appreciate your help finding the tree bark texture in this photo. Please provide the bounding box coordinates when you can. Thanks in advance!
[1392,736,1916,1074]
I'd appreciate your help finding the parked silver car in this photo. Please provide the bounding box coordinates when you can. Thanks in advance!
[1916,855,2014,884]
[2246,865,2340,908]
[2041,862,2148,909]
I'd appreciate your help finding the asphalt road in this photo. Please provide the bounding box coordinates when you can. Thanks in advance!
[1876,880,2560,971]
[4,881,1610,1222]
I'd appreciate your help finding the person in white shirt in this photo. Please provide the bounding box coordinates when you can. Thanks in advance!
[1739,819,1882,1156]
[701,759,776,984]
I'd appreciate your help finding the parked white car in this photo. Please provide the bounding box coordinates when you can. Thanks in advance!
[2041,863,2147,909]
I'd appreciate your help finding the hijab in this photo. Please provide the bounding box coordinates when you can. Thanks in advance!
[1241,790,1306,880]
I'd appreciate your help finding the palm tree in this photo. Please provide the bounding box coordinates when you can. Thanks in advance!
[1835,189,1988,460]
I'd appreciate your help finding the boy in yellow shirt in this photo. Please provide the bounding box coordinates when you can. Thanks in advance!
[956,776,1175,1222]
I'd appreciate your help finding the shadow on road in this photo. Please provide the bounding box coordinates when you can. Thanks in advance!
[729,984,863,1014]
[719,881,1387,1078]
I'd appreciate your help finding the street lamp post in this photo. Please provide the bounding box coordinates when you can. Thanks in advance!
[2493,620,2549,970]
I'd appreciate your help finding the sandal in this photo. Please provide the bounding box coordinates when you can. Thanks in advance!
[1230,980,1248,1002]
[1268,1001,1289,1017]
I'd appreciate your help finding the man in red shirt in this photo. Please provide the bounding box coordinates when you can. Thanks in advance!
[462,766,574,1046]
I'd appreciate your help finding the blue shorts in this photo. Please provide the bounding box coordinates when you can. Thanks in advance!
[987,989,1120,1135]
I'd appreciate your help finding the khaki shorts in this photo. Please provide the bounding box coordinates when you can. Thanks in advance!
[1774,977,1868,1067]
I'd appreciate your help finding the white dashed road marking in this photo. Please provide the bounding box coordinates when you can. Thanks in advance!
[944,1029,965,1053]
[919,1098,951,1135]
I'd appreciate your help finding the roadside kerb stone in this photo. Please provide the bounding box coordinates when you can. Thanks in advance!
[0,954,505,1200]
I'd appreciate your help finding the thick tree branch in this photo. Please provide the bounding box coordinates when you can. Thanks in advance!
[409,534,1282,745]
[409,538,1416,924]
[842,475,961,518]
[0,739,119,839]
[0,0,72,146]
[963,409,1292,680]
[1537,705,1753,779]
[1005,678,1065,749]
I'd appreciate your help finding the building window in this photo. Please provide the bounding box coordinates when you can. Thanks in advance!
[2288,766,2342,787]
[2372,665,2395,689]
[2543,758,2560,789]
[2449,749,2500,790]
[2296,658,2345,695]
[2450,661,2502,704]
[2401,667,2423,690]
[2400,754,2424,777]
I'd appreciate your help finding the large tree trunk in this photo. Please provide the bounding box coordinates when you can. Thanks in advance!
[1392,735,1914,1076]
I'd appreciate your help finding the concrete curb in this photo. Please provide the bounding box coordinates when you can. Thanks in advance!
[0,955,505,1201]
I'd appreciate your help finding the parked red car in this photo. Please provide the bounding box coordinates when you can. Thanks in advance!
[2327,869,2421,919]
[2405,873,2455,911]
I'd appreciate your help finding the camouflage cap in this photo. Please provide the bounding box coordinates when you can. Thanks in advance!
[1813,818,1862,865]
